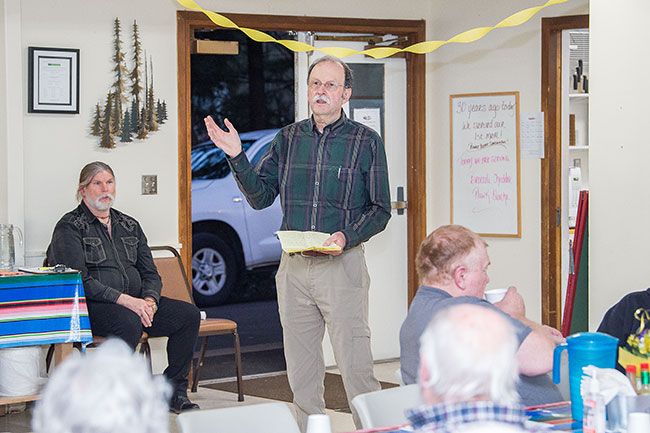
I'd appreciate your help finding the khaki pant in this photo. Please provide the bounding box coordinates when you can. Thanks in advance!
[276,246,381,432]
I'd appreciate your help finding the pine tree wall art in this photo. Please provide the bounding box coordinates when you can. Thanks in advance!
[90,18,167,148]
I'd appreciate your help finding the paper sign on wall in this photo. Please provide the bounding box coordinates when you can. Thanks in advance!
[521,112,545,159]
[450,92,521,237]
[353,108,382,137]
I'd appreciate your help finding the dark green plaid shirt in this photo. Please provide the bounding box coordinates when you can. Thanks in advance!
[228,112,391,249]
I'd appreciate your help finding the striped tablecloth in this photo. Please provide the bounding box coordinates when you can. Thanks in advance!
[0,272,93,348]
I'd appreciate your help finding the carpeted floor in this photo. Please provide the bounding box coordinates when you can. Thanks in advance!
[198,348,287,380]
[204,372,398,413]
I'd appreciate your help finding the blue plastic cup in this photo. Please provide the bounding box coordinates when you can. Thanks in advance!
[553,332,618,421]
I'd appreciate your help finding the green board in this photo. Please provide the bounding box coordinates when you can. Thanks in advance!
[569,219,589,334]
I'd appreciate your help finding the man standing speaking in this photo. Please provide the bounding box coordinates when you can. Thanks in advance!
[205,55,391,430]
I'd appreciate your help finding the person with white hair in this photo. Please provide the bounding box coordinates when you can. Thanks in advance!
[400,225,564,406]
[407,304,546,433]
[32,339,171,433]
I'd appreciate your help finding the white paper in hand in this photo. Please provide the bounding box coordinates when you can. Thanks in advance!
[276,230,341,254]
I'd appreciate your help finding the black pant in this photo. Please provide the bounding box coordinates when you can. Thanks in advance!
[87,296,201,394]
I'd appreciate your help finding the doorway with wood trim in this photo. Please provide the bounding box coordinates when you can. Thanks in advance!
[177,12,426,303]
[176,11,427,379]
[540,14,589,330]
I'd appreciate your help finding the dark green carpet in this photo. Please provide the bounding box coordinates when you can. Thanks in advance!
[204,372,398,413]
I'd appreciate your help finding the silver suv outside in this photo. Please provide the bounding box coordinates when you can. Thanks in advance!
[191,129,282,306]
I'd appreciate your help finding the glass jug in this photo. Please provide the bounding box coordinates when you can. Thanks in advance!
[0,224,23,270]
[553,332,618,422]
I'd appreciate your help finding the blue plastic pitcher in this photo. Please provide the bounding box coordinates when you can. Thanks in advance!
[553,332,618,422]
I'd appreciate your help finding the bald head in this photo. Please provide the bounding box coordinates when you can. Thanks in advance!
[419,304,519,405]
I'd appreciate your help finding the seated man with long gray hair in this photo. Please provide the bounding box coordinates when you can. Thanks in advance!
[32,339,171,433]
[47,161,200,413]
[407,304,545,433]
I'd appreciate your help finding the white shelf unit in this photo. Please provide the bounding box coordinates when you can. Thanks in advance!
[567,94,589,199]
[561,29,589,315]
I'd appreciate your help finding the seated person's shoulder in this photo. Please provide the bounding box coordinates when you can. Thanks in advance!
[616,289,650,309]
[111,209,143,232]
[598,288,650,335]
[56,206,89,229]
[601,289,650,321]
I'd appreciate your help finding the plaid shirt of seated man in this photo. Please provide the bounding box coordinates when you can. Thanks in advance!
[406,401,547,433]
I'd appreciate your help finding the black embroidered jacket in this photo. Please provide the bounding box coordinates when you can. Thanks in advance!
[47,202,162,304]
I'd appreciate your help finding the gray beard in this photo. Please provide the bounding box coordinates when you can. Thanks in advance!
[90,195,114,211]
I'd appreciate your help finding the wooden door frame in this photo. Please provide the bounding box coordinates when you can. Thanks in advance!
[177,11,427,303]
[540,14,589,328]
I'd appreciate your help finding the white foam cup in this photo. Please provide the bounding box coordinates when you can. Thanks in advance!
[306,414,332,433]
[627,412,650,433]
[484,288,508,303]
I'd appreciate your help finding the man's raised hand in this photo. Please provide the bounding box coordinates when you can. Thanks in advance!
[204,116,242,158]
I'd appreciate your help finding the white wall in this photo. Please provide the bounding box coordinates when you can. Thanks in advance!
[427,0,588,321]
[589,1,650,329]
[2,0,25,265]
[0,1,7,223]
[16,0,179,264]
[197,0,428,20]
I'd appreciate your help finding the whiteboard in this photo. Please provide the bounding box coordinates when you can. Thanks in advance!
[450,92,521,237]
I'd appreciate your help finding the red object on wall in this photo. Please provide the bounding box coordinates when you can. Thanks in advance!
[561,190,589,337]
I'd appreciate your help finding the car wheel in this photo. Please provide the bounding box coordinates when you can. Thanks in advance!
[191,231,241,307]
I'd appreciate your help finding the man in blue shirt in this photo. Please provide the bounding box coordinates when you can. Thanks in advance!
[400,225,564,406]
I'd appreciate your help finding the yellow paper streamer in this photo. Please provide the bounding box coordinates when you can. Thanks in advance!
[177,0,568,59]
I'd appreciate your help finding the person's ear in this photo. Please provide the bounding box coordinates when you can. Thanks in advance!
[341,87,352,103]
[451,265,467,291]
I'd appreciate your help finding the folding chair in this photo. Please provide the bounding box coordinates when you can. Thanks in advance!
[151,245,243,401]
[350,384,420,429]
[177,402,299,433]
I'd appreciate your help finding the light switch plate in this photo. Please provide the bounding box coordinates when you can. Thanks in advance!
[142,175,157,195]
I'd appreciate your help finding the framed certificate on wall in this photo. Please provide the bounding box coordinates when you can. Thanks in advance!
[28,47,79,114]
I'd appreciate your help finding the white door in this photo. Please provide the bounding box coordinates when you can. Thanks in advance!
[297,38,408,364]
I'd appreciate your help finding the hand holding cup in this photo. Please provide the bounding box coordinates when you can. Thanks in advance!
[492,286,526,319]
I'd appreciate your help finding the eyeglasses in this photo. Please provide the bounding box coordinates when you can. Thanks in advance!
[308,79,345,91]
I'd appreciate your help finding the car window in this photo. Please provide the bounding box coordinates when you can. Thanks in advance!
[191,140,255,180]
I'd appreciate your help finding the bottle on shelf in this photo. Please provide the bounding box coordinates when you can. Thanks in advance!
[577,59,583,77]
[571,59,588,94]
